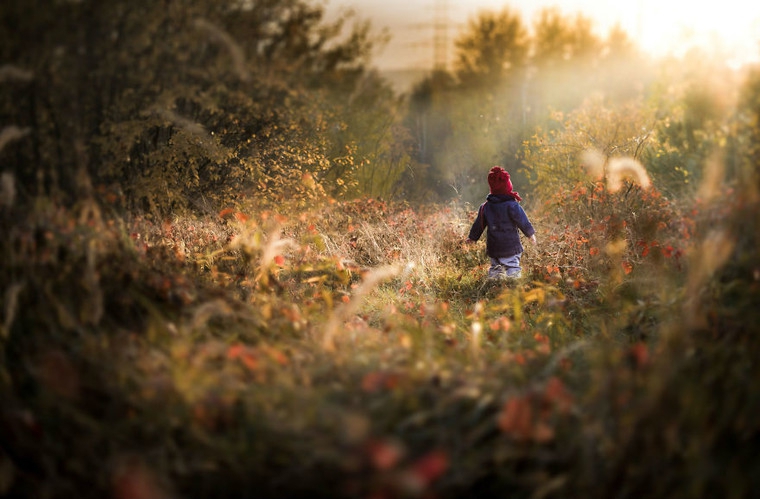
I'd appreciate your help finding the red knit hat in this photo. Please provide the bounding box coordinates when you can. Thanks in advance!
[488,166,522,201]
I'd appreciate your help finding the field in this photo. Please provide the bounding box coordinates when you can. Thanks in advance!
[2,170,758,499]
[2,2,760,497]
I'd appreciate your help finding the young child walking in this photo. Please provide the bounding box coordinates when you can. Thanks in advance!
[467,166,536,279]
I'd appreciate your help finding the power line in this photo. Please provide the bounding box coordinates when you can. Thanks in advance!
[432,0,449,71]
[406,0,461,71]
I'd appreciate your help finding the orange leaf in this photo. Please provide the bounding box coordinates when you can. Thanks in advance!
[241,352,258,371]
[497,396,534,441]
[265,346,289,366]
[361,371,384,393]
[536,343,551,355]
[621,261,633,275]
[531,421,555,443]
[543,377,573,414]
[218,208,235,218]
[365,438,404,471]
[383,373,402,390]
[629,343,650,367]
[274,255,285,266]
[410,450,449,485]
[227,343,244,359]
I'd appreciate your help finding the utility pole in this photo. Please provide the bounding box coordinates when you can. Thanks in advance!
[432,0,449,72]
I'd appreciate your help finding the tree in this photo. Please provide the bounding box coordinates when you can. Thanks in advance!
[0,0,382,213]
[531,7,601,71]
[596,24,652,103]
[530,8,603,115]
[401,6,663,205]
[521,96,655,202]
[642,52,737,197]
[724,64,760,194]
[454,8,528,91]
[319,69,418,199]
[401,8,533,203]
[404,71,458,200]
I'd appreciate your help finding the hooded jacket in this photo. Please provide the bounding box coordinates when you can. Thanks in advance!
[468,194,535,258]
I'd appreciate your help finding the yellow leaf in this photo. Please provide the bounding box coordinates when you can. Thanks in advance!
[523,287,545,304]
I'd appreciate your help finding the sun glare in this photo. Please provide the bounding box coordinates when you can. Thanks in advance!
[444,0,760,67]
[634,0,760,65]
[329,0,760,70]
[479,0,760,66]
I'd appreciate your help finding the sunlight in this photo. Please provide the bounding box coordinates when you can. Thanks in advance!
[634,0,760,64]
[343,0,760,69]
[6,1,760,498]
[472,0,760,64]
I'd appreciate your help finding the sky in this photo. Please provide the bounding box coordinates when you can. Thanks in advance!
[325,0,760,71]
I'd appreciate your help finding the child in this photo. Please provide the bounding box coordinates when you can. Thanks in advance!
[467,166,536,279]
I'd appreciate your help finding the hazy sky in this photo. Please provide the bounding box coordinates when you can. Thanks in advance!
[326,0,760,70]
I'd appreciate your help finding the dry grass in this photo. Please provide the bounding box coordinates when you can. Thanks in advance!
[1,173,759,499]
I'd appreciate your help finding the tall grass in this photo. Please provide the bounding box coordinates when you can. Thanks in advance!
[1,163,758,498]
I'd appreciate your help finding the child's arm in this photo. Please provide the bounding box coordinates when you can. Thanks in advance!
[509,204,536,240]
[467,204,487,242]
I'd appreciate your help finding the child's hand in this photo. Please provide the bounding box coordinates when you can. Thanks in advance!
[529,234,537,246]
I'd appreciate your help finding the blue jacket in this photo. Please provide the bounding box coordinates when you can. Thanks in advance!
[468,194,535,258]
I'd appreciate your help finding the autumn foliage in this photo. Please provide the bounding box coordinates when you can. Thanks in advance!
[2,166,759,497]
[2,2,760,499]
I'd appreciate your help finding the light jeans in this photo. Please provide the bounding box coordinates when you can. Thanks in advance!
[488,253,522,279]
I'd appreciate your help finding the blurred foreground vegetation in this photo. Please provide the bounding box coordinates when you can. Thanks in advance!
[2,1,760,498]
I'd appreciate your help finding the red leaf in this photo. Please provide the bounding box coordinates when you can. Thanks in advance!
[497,396,534,441]
[629,343,650,367]
[227,343,244,359]
[361,372,384,393]
[621,261,633,275]
[241,352,258,371]
[112,457,168,499]
[365,438,404,471]
[410,450,449,485]
[543,376,573,414]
